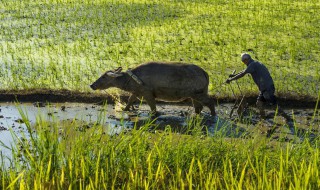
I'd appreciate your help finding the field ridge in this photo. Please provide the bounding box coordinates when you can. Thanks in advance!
[0,89,317,108]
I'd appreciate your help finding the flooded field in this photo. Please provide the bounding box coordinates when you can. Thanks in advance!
[0,99,319,171]
[0,101,318,144]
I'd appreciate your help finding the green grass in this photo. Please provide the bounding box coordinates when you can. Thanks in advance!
[0,106,319,189]
[0,0,319,189]
[0,0,319,99]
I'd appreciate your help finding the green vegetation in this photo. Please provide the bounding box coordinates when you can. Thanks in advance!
[0,0,319,99]
[0,106,319,189]
[0,0,319,189]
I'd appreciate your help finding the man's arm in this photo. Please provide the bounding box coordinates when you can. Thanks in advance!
[226,70,246,83]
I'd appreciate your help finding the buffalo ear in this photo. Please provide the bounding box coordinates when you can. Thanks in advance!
[114,67,122,73]
[106,71,123,78]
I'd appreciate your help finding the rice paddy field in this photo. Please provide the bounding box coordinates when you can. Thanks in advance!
[0,0,320,189]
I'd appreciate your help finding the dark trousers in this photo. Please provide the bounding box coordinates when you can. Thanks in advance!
[256,85,291,121]
[257,85,277,105]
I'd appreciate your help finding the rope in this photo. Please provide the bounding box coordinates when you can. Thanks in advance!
[126,69,143,85]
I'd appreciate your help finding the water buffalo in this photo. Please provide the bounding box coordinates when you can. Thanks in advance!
[90,62,216,116]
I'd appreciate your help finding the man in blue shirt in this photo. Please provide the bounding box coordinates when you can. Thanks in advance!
[226,53,291,121]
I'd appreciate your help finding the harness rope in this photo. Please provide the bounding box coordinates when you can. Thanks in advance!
[126,69,144,85]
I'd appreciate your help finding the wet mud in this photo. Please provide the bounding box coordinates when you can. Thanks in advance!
[0,100,318,136]
[0,89,317,108]
[0,95,317,167]
[0,90,319,153]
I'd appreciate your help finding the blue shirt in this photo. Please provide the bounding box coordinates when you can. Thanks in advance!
[244,60,274,91]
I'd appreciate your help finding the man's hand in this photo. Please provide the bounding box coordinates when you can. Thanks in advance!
[225,78,232,84]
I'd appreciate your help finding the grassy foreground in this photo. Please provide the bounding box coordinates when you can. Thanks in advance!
[0,107,319,190]
[0,0,319,99]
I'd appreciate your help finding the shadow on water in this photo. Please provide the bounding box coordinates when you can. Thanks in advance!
[130,112,246,138]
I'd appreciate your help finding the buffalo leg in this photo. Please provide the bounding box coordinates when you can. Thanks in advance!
[144,94,157,116]
[124,94,137,111]
[193,94,216,116]
[192,99,203,114]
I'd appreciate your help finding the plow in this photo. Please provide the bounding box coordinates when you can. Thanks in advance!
[228,70,249,119]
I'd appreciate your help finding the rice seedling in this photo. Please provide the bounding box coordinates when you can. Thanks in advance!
[0,0,318,99]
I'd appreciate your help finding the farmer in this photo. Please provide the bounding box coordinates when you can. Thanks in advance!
[226,53,292,121]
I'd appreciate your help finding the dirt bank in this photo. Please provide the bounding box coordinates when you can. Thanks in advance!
[0,89,317,109]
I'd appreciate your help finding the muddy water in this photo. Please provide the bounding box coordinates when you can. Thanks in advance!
[0,102,319,163]
[0,102,128,138]
[0,102,130,163]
